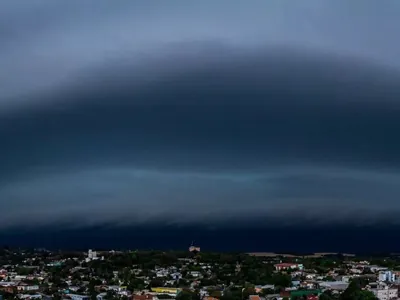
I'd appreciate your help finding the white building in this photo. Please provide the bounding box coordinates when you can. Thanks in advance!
[88,249,97,260]
[17,283,39,291]
[369,265,388,272]
[190,271,201,277]
[379,271,396,282]
[371,287,398,300]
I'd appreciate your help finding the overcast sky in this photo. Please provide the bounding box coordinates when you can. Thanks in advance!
[1,0,400,228]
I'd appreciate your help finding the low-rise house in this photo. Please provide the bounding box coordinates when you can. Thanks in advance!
[274,263,304,271]
[369,266,388,273]
[132,294,154,300]
[204,297,219,300]
[282,289,321,299]
[318,281,349,291]
[156,271,168,278]
[151,287,181,297]
[254,285,274,293]
[13,275,28,281]
[0,269,7,279]
[291,281,300,287]
[67,286,80,292]
[96,292,107,300]
[170,272,182,280]
[300,281,318,290]
[0,282,16,294]
[248,295,260,300]
[67,295,90,300]
[305,274,317,280]
[17,294,42,299]
[17,283,39,292]
[190,271,201,278]
[337,275,352,283]
[107,285,126,292]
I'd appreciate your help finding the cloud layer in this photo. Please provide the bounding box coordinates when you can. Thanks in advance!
[1,1,400,228]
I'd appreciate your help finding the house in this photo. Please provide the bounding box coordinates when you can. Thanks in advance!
[291,281,300,287]
[0,283,16,294]
[16,283,39,292]
[369,265,388,272]
[96,293,107,300]
[68,294,90,300]
[107,285,125,292]
[254,285,274,293]
[170,272,182,280]
[151,287,181,296]
[190,271,201,278]
[13,275,27,281]
[305,274,316,280]
[249,295,260,300]
[318,281,349,291]
[17,294,42,299]
[203,297,219,300]
[156,272,167,277]
[132,294,154,300]
[274,263,304,271]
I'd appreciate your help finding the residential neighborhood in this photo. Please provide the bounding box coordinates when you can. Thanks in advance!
[1,247,400,300]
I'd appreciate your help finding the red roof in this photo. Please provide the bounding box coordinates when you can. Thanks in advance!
[133,295,154,300]
[275,263,298,267]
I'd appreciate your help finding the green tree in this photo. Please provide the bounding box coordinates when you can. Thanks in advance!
[176,290,200,300]
[220,289,242,300]
[340,281,377,300]
[105,290,118,300]
[88,279,99,300]
[270,273,291,288]
[319,291,336,300]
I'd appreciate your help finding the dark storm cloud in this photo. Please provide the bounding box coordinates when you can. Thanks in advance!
[2,47,400,174]
[1,46,400,227]
[2,0,400,227]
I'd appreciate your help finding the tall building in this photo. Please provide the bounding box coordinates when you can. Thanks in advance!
[88,249,97,259]
[379,271,396,282]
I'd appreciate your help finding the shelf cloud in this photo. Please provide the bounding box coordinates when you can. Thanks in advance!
[1,0,400,228]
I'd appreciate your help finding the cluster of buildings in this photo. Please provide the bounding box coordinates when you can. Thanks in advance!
[265,260,400,300]
[85,250,104,263]
[2,249,400,300]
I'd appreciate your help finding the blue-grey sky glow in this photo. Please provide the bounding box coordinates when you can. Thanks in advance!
[1,0,400,228]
